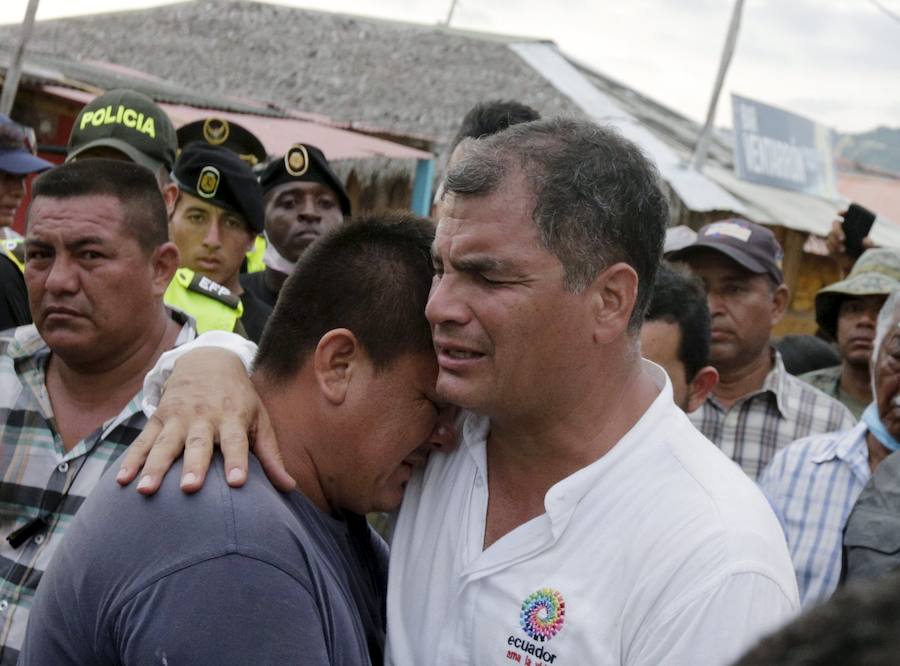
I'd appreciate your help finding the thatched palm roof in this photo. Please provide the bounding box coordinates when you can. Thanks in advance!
[1,0,594,149]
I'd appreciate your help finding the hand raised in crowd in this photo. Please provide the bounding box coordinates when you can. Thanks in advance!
[826,212,877,277]
[116,347,296,495]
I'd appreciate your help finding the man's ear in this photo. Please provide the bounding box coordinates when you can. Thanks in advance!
[590,262,639,344]
[312,329,360,406]
[771,283,790,326]
[162,182,179,217]
[151,241,180,294]
[685,365,719,413]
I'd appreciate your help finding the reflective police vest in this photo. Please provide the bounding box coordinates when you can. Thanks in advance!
[163,268,244,335]
[2,238,24,273]
[245,235,266,274]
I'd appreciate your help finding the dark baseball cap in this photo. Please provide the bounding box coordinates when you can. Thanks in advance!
[0,115,53,175]
[259,143,351,216]
[669,218,784,284]
[177,118,267,167]
[172,143,264,233]
[67,89,177,172]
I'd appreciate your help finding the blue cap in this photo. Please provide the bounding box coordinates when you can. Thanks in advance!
[0,115,54,175]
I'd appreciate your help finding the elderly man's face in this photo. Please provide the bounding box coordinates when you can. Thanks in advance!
[426,171,593,420]
[874,318,900,440]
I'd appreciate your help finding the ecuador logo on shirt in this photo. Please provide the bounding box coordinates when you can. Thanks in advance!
[505,588,566,664]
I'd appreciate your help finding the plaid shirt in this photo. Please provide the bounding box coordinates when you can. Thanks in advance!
[760,421,870,607]
[689,351,856,480]
[0,316,194,665]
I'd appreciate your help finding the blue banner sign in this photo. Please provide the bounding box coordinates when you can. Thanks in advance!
[732,94,837,199]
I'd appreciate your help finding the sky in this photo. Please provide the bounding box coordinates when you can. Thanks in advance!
[2,0,899,134]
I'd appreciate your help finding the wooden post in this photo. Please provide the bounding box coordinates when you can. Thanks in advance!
[0,0,41,117]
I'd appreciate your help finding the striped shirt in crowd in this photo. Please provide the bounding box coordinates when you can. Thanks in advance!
[0,315,194,665]
[689,350,856,480]
[760,421,871,607]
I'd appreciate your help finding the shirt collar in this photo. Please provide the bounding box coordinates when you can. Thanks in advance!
[762,349,791,417]
[810,420,869,465]
[705,347,788,416]
[5,324,48,361]
[461,360,675,539]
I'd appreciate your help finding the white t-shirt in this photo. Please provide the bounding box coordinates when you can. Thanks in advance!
[386,363,799,666]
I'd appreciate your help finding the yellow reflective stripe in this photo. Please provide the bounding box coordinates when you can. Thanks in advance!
[2,242,24,273]
[164,276,241,334]
[245,235,266,274]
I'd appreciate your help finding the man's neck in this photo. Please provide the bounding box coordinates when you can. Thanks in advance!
[263,267,288,295]
[840,360,873,404]
[46,310,180,450]
[712,347,774,408]
[483,349,657,547]
[254,375,329,512]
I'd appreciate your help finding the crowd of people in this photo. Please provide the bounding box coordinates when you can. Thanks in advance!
[0,91,899,665]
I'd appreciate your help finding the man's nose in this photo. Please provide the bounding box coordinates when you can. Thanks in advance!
[298,197,321,222]
[707,291,726,315]
[44,255,79,295]
[425,273,470,328]
[203,221,222,247]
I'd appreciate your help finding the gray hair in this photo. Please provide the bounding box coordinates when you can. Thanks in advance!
[443,117,669,330]
[871,290,900,398]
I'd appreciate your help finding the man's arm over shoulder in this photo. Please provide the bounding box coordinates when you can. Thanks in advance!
[23,554,333,665]
[627,569,798,666]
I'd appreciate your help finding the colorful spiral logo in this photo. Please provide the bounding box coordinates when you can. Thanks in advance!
[519,588,566,642]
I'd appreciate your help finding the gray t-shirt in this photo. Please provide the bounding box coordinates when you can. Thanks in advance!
[20,455,388,665]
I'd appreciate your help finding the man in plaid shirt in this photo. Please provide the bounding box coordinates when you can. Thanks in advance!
[0,159,196,664]
[670,219,854,479]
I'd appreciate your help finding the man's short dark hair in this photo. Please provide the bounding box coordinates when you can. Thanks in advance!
[448,100,540,153]
[445,117,669,330]
[31,159,168,252]
[254,212,435,382]
[645,262,710,381]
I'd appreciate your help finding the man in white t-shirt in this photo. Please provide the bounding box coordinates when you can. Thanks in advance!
[385,118,797,666]
[120,118,799,665]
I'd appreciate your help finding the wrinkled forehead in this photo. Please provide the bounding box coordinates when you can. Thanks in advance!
[27,195,129,243]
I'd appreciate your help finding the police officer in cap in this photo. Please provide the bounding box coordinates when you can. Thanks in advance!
[64,90,269,339]
[177,118,268,169]
[177,118,269,272]
[241,143,351,309]
[66,89,178,186]
[165,143,271,342]
[1,114,53,328]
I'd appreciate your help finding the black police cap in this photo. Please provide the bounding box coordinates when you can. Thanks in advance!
[259,143,351,216]
[177,118,267,167]
[172,143,265,233]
